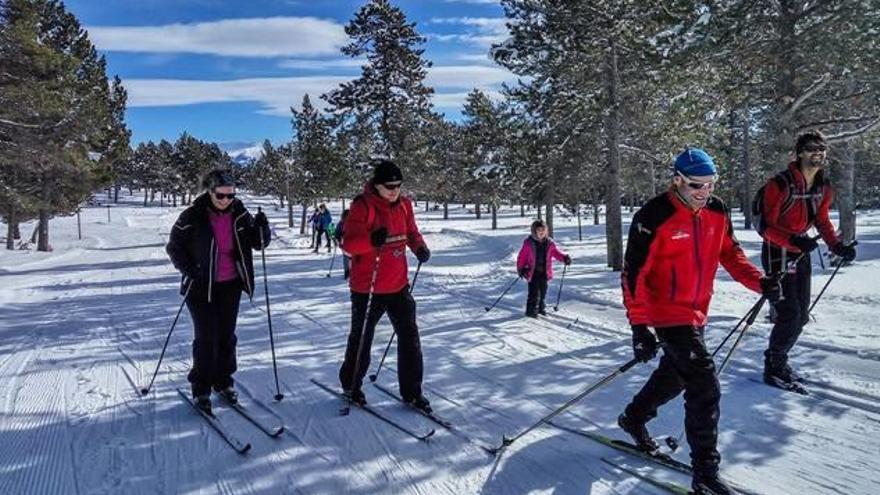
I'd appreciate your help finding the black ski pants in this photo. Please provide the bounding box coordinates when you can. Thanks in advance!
[315,229,331,250]
[761,242,812,370]
[526,271,548,315]
[339,287,424,400]
[624,325,721,475]
[186,280,242,396]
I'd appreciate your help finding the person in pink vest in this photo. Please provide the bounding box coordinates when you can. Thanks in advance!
[516,219,571,317]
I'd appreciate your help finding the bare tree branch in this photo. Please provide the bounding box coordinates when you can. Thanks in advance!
[826,117,880,143]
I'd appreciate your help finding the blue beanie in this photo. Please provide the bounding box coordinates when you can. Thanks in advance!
[674,148,716,177]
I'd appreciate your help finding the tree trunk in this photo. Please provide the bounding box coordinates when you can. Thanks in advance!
[593,200,600,225]
[160,192,164,207]
[342,198,346,210]
[491,202,498,230]
[604,40,624,271]
[13,220,20,240]
[838,141,856,244]
[280,195,285,209]
[300,204,308,234]
[425,199,429,212]
[520,204,525,217]
[537,204,542,220]
[577,205,583,241]
[287,200,294,228]
[443,201,449,220]
[545,199,554,238]
[144,189,149,206]
[114,186,119,203]
[475,200,481,219]
[741,103,753,229]
[37,175,50,252]
[5,204,15,250]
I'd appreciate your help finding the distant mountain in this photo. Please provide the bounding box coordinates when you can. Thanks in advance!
[219,142,264,166]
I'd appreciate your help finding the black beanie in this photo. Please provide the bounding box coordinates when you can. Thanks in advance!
[372,159,403,184]
[202,169,235,190]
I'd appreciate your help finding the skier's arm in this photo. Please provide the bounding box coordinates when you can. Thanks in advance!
[761,180,799,250]
[622,211,659,326]
[166,210,198,276]
[342,199,374,255]
[549,242,567,262]
[516,242,529,272]
[720,210,762,293]
[815,188,841,248]
[404,198,426,253]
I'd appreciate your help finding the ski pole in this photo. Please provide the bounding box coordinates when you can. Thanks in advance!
[484,275,522,313]
[369,261,421,383]
[326,242,338,278]
[350,248,382,395]
[553,264,568,311]
[488,358,640,454]
[808,241,856,316]
[140,281,192,396]
[258,207,284,401]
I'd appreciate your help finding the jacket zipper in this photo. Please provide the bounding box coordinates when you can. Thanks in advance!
[670,266,677,301]
[208,238,216,303]
[233,213,253,298]
[692,214,703,309]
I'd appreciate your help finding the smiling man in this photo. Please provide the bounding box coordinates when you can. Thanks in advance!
[756,130,856,391]
[618,148,780,495]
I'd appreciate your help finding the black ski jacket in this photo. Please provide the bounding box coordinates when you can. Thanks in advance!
[166,193,270,302]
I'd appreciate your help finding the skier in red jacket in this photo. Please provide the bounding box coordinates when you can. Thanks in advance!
[619,148,781,495]
[338,160,432,411]
[757,130,856,389]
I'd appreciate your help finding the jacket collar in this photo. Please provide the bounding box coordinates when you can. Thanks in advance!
[787,161,826,190]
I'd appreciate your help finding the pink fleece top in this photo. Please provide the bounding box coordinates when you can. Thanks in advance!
[209,209,238,283]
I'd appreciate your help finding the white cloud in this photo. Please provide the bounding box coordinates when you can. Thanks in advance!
[124,76,351,116]
[444,0,500,4]
[277,58,366,70]
[87,17,346,57]
[429,33,507,47]
[426,17,510,48]
[123,65,516,115]
[428,17,508,31]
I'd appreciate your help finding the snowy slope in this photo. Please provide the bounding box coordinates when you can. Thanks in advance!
[1,193,878,495]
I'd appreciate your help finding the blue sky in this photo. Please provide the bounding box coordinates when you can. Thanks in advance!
[67,0,516,147]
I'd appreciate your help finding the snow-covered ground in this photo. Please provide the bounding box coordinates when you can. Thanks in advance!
[1,192,878,495]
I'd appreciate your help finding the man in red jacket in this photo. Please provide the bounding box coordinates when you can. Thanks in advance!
[757,131,856,388]
[338,160,432,411]
[619,148,780,495]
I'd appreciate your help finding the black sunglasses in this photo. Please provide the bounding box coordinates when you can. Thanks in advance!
[381,182,402,190]
[803,144,827,153]
[213,192,236,200]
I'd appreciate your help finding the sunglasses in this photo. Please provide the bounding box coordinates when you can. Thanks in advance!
[381,182,402,190]
[676,171,716,190]
[802,144,827,153]
[213,192,236,200]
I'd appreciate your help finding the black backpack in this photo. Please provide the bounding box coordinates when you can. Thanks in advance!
[752,169,797,235]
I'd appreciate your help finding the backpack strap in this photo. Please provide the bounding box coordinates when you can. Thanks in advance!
[774,170,797,216]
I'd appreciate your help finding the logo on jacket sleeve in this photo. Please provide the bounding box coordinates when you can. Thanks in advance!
[671,229,690,240]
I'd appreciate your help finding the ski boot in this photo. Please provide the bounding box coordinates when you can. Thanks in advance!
[214,385,239,405]
[344,388,367,406]
[405,395,433,414]
[194,393,212,415]
[692,471,736,494]
[617,413,660,453]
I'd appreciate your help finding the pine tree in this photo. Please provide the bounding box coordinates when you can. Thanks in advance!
[323,0,434,177]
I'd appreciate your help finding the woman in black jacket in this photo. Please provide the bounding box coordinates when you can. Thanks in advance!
[165,169,270,413]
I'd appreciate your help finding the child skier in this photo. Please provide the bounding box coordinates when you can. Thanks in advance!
[516,219,571,317]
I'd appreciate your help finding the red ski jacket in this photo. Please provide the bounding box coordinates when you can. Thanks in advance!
[622,191,763,328]
[759,162,840,252]
[343,183,426,294]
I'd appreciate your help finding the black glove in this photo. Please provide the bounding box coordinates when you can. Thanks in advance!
[253,211,268,228]
[183,265,200,281]
[519,266,530,278]
[416,246,431,263]
[631,324,657,363]
[790,235,818,254]
[831,242,856,262]
[563,255,572,266]
[370,227,388,247]
[760,274,783,303]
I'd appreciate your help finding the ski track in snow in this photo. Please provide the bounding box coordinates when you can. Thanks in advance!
[1,195,878,494]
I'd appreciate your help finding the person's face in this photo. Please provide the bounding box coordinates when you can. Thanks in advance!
[673,172,715,210]
[798,141,827,169]
[210,186,235,211]
[534,226,547,240]
[376,181,402,202]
